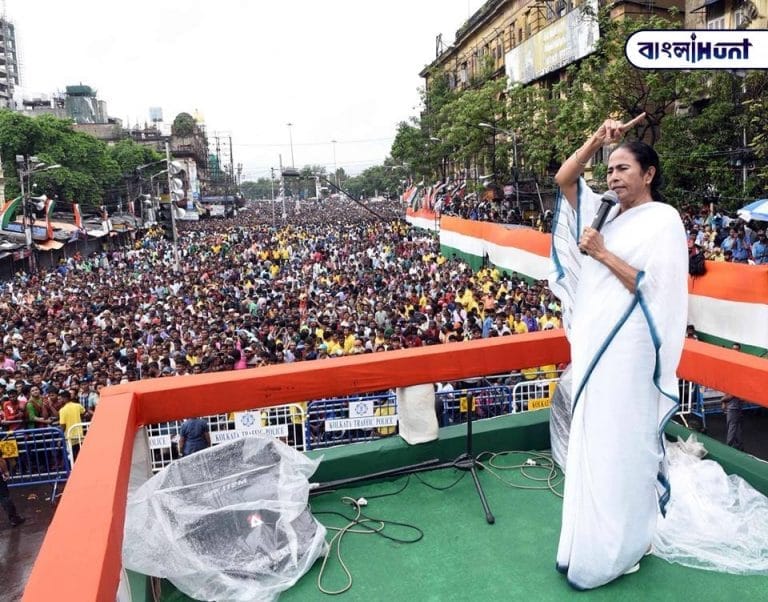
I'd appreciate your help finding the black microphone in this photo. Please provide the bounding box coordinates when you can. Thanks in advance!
[580,190,619,255]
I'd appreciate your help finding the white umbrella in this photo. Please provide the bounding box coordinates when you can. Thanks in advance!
[737,198,768,222]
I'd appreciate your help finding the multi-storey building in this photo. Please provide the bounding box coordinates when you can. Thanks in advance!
[0,16,19,109]
[421,0,688,95]
[419,0,765,192]
[686,0,765,29]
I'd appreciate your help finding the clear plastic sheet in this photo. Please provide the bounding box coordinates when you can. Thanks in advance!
[653,435,768,574]
[123,436,328,602]
[548,365,573,471]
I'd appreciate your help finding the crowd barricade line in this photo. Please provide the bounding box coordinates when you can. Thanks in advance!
[145,403,307,472]
[304,392,398,450]
[685,382,762,431]
[436,385,514,426]
[676,380,696,428]
[0,427,70,503]
[512,378,559,413]
[65,422,91,467]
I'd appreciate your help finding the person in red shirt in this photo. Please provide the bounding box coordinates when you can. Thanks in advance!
[1,392,24,431]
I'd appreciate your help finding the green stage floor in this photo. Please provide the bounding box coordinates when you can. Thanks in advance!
[149,412,767,601]
[157,459,765,601]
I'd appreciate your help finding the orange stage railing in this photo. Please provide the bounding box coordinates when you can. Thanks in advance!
[23,333,768,601]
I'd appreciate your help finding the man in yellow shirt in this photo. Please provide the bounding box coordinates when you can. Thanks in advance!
[511,313,529,334]
[342,326,357,354]
[58,390,91,462]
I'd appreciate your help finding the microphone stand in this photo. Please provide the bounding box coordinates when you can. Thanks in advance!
[441,393,495,523]
[310,393,496,524]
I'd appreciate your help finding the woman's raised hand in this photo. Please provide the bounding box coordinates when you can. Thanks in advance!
[595,113,647,145]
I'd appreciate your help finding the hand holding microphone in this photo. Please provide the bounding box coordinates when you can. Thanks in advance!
[579,190,619,256]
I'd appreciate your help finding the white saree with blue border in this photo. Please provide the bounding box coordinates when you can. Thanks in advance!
[549,179,688,589]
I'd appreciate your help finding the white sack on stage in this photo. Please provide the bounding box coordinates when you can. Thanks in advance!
[653,435,768,575]
[397,384,439,445]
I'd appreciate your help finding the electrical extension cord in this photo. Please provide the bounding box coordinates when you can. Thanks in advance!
[525,459,537,467]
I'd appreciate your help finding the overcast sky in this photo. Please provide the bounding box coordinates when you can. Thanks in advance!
[7,0,484,179]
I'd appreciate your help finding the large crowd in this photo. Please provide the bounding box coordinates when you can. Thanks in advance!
[439,187,766,260]
[2,193,763,440]
[0,197,564,433]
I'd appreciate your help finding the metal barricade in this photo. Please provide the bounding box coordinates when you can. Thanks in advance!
[436,385,514,426]
[305,393,398,450]
[676,380,697,428]
[512,378,559,413]
[65,422,91,466]
[218,404,307,452]
[145,404,307,473]
[685,382,762,431]
[1,427,70,503]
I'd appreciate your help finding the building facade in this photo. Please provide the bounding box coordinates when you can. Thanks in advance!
[421,0,689,93]
[686,0,765,29]
[0,17,19,109]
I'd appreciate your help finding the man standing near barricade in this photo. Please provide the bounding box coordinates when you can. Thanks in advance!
[1,456,25,527]
[178,417,211,457]
[58,390,91,462]
[721,344,745,451]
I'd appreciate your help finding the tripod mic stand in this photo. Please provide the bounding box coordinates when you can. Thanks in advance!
[441,393,495,524]
[311,393,495,524]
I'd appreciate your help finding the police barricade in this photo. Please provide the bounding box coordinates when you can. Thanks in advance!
[685,382,762,431]
[1,427,70,503]
[145,404,306,473]
[436,385,514,426]
[65,422,91,467]
[305,393,398,450]
[677,380,697,428]
[512,378,559,413]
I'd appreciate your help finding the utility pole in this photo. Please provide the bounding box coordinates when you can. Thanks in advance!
[165,142,180,272]
[331,139,338,188]
[229,135,235,187]
[278,154,287,220]
[286,123,295,167]
[270,167,276,226]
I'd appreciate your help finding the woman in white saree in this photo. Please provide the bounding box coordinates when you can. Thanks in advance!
[549,116,688,589]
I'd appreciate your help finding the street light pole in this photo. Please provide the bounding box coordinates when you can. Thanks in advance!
[15,155,61,274]
[331,139,338,188]
[270,167,276,226]
[287,122,295,167]
[18,161,34,273]
[165,142,181,272]
[479,122,520,211]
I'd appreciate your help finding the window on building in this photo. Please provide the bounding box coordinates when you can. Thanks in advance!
[546,2,557,21]
[706,1,726,29]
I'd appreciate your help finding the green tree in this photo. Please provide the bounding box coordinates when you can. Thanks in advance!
[172,112,197,137]
[435,77,510,184]
[241,179,273,199]
[0,110,163,207]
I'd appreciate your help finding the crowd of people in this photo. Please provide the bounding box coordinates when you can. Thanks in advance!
[0,197,564,438]
[680,204,767,264]
[435,180,766,257]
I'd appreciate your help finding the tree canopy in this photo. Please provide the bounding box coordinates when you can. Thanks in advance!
[171,112,197,137]
[386,8,768,211]
[0,111,163,209]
